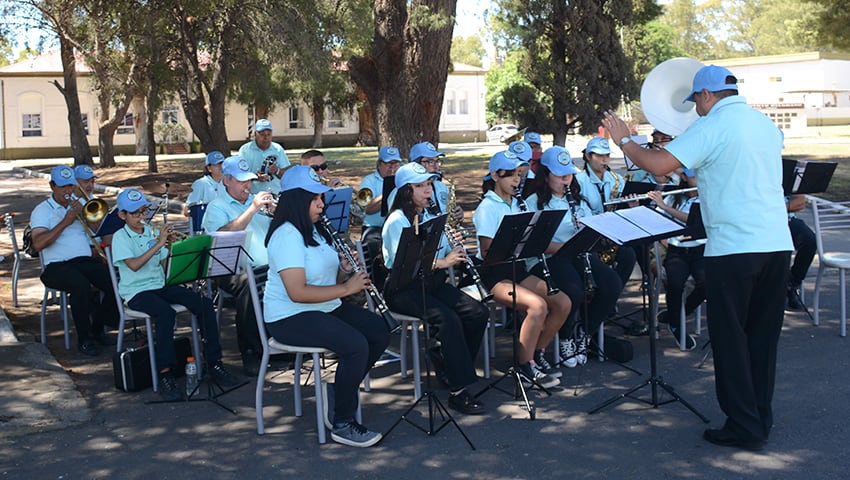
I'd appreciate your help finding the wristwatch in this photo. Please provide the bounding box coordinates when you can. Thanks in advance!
[620,137,632,148]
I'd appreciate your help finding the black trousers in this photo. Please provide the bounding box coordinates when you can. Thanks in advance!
[788,217,816,286]
[40,256,119,345]
[705,251,790,443]
[215,269,265,357]
[662,244,706,325]
[266,302,389,424]
[386,275,489,389]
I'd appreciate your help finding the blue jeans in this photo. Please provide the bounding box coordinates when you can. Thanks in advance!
[128,285,219,373]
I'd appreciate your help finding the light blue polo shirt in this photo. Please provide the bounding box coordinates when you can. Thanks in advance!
[665,95,792,257]
[238,140,291,194]
[472,190,521,260]
[186,175,225,205]
[381,209,450,269]
[359,171,388,228]
[30,196,92,266]
[575,168,622,214]
[263,223,341,322]
[202,191,271,267]
[111,224,168,302]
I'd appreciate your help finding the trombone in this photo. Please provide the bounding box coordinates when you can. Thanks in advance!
[67,189,109,260]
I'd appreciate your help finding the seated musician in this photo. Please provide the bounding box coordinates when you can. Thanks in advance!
[575,137,642,334]
[629,130,680,185]
[184,151,227,216]
[473,151,571,388]
[30,165,119,356]
[358,146,402,287]
[111,188,241,400]
[410,141,464,225]
[264,165,389,448]
[508,140,535,198]
[300,149,342,188]
[785,194,816,311]
[74,164,115,247]
[525,146,623,367]
[381,162,489,415]
[647,170,704,350]
[524,131,544,174]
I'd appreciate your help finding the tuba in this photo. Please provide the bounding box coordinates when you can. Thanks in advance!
[640,57,704,137]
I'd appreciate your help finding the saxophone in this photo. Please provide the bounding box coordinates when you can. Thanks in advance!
[599,167,622,265]
[446,178,459,229]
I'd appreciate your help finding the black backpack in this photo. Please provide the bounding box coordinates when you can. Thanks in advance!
[22,224,38,257]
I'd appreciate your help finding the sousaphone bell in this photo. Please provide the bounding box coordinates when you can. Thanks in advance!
[640,57,705,136]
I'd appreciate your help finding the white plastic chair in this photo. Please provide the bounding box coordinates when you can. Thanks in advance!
[811,198,850,337]
[105,247,204,391]
[5,213,27,308]
[38,255,71,350]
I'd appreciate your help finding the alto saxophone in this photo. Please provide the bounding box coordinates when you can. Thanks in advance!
[600,167,622,265]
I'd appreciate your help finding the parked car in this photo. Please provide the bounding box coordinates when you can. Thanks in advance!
[486,124,519,143]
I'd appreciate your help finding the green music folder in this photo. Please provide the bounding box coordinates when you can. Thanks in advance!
[166,234,213,285]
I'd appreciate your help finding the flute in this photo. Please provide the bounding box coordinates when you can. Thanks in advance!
[603,187,698,207]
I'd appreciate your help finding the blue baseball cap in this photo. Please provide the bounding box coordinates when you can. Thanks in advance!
[280,165,331,194]
[50,165,77,187]
[222,155,258,182]
[378,146,402,162]
[255,119,273,132]
[395,162,438,189]
[205,151,226,165]
[488,151,528,172]
[586,137,611,155]
[409,141,445,162]
[684,64,738,102]
[74,165,96,180]
[508,141,533,161]
[541,146,579,176]
[525,131,542,145]
[117,188,154,213]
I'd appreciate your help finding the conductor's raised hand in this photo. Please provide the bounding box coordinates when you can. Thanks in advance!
[601,110,630,146]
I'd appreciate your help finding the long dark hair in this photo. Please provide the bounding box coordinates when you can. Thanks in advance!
[532,165,584,210]
[480,169,517,198]
[389,184,419,222]
[265,189,331,247]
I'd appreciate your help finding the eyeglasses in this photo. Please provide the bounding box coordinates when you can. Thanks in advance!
[423,159,442,166]
[128,208,149,218]
[311,163,329,172]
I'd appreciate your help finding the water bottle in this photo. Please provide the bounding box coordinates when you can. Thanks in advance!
[185,356,199,397]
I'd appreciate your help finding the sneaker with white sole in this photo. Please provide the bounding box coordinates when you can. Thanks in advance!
[533,350,562,378]
[667,323,697,350]
[558,339,578,368]
[331,420,382,448]
[576,332,590,365]
[517,362,559,389]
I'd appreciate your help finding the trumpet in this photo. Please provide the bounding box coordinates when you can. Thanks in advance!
[67,191,109,260]
[444,224,493,302]
[259,190,279,217]
[603,187,698,207]
[319,215,401,334]
[354,187,373,208]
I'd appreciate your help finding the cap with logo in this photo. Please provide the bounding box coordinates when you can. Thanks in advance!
[409,142,445,163]
[395,162,439,189]
[50,165,77,187]
[508,141,533,161]
[525,131,542,145]
[488,151,528,172]
[117,188,154,213]
[74,165,96,180]
[280,165,331,194]
[378,146,402,162]
[205,151,226,165]
[585,137,611,155]
[541,146,579,176]
[255,119,273,132]
[222,155,259,182]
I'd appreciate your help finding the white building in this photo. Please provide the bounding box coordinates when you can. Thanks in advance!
[714,52,850,135]
[0,51,489,159]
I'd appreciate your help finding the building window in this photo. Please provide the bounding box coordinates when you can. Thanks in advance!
[289,107,304,129]
[22,113,42,137]
[326,108,344,128]
[458,91,469,115]
[446,90,456,115]
[769,76,782,82]
[81,113,89,135]
[161,105,179,124]
[117,113,134,134]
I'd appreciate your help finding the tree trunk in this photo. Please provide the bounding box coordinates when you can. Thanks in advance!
[356,87,377,146]
[53,36,93,166]
[146,82,159,173]
[132,95,148,155]
[348,0,456,158]
[311,96,324,148]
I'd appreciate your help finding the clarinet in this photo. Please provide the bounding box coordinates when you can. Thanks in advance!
[443,223,493,302]
[514,191,559,296]
[319,215,401,334]
[566,186,597,295]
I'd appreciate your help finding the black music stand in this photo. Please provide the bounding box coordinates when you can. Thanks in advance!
[585,207,709,422]
[474,209,564,420]
[146,234,250,414]
[782,158,837,197]
[324,187,353,234]
[382,214,476,449]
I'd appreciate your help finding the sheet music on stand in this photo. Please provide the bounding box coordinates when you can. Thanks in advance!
[580,206,684,246]
[207,231,248,277]
[782,158,837,195]
[623,135,648,170]
[324,187,353,234]
[165,231,248,285]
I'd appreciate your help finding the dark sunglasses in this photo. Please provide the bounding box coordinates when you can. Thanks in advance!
[311,163,329,171]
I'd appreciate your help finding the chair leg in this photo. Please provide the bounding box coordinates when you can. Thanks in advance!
[11,257,20,308]
[481,323,490,379]
[411,324,421,401]
[597,322,605,362]
[840,269,846,338]
[814,265,825,326]
[399,321,409,379]
[679,302,687,351]
[40,290,48,345]
[311,352,326,444]
[293,354,304,417]
[61,293,70,350]
[255,349,271,435]
[695,304,703,335]
[189,314,203,379]
[147,319,159,392]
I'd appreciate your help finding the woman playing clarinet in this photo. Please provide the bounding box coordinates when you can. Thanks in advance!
[263,165,389,448]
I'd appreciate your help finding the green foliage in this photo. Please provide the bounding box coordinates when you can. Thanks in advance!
[451,35,485,67]
[807,0,850,50]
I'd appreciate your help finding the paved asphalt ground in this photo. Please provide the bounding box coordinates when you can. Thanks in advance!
[1,149,849,479]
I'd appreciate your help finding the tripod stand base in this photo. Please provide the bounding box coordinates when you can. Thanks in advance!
[588,375,710,423]
[475,366,553,420]
[383,390,476,450]
[146,377,249,415]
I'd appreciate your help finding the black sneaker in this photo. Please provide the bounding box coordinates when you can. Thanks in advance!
[209,361,242,388]
[786,287,805,311]
[533,350,562,378]
[242,351,261,377]
[91,332,116,346]
[158,372,184,401]
[77,340,101,356]
[331,420,382,448]
[447,389,485,415]
[576,333,590,365]
[517,362,559,389]
[667,323,697,351]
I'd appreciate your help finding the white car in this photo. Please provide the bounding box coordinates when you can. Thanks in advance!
[486,124,519,143]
